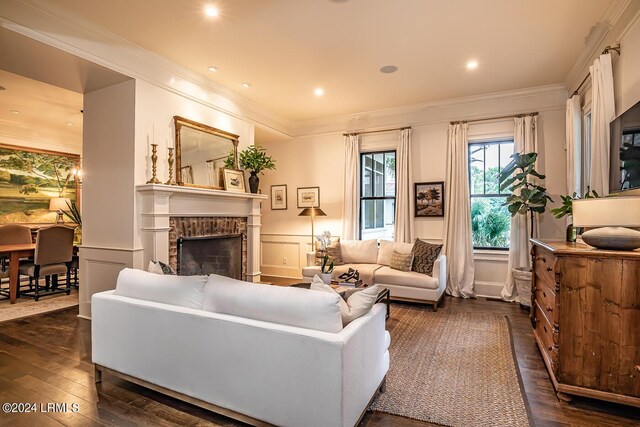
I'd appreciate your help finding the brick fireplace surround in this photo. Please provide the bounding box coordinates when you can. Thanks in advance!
[137,184,267,282]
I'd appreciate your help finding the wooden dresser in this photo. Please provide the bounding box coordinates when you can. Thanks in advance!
[530,239,640,407]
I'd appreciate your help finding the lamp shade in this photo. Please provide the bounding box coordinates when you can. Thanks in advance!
[49,197,71,212]
[573,197,640,227]
[298,207,327,217]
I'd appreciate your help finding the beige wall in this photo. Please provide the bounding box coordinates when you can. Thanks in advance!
[259,87,567,296]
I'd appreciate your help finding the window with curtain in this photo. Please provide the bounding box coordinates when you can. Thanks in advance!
[582,111,592,193]
[468,140,514,249]
[360,151,396,240]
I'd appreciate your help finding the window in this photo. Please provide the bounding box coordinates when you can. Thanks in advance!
[468,140,514,249]
[360,151,396,240]
[582,110,592,192]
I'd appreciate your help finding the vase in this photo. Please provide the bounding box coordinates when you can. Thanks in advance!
[320,273,332,284]
[566,224,581,242]
[248,171,259,193]
[512,267,532,309]
[73,226,82,245]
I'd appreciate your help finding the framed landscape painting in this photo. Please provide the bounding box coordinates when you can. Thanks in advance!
[415,181,445,217]
[0,144,79,224]
[270,184,287,210]
[297,186,320,208]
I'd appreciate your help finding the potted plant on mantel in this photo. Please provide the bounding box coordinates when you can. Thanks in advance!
[238,145,276,193]
[498,152,553,308]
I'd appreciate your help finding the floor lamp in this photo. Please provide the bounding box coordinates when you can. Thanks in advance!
[298,207,327,251]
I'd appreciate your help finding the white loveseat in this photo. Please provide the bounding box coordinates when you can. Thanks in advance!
[92,269,389,427]
[302,239,446,311]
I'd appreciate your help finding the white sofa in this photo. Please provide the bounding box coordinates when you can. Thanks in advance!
[303,240,446,311]
[92,269,389,427]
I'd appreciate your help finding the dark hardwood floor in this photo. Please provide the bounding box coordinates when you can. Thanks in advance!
[0,282,638,426]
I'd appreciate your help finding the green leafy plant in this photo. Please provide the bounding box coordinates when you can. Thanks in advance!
[63,200,82,226]
[551,189,599,219]
[321,255,334,274]
[223,150,236,169]
[238,145,276,174]
[499,152,553,238]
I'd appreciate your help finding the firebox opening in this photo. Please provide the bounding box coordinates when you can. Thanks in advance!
[177,234,244,279]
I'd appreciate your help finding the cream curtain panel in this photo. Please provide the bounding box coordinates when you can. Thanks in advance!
[395,128,414,243]
[502,115,538,302]
[443,123,475,298]
[566,95,582,196]
[589,53,615,196]
[341,134,360,240]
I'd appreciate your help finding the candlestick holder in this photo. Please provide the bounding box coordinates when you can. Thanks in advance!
[146,143,161,184]
[165,147,177,185]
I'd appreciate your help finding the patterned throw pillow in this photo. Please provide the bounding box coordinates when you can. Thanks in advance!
[148,260,177,275]
[411,239,442,276]
[315,238,344,266]
[389,251,413,272]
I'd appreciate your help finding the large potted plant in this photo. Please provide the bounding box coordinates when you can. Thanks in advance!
[498,152,553,308]
[238,145,276,193]
[551,189,599,242]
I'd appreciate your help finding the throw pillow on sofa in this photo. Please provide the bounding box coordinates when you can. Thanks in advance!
[340,239,378,264]
[411,238,442,276]
[147,260,176,275]
[315,237,344,266]
[115,268,206,309]
[389,251,413,272]
[310,275,380,326]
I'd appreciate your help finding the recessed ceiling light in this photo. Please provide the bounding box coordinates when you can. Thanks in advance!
[66,122,73,126]
[314,87,324,97]
[9,110,19,114]
[207,66,218,72]
[466,60,479,70]
[242,82,251,88]
[380,65,398,74]
[205,6,219,17]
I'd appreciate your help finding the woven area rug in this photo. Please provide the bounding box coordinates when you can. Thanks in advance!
[0,291,78,323]
[370,305,532,427]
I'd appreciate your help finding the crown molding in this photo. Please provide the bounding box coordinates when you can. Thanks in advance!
[2,0,294,136]
[565,0,639,92]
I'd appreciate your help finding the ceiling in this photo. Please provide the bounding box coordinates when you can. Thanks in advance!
[19,0,615,121]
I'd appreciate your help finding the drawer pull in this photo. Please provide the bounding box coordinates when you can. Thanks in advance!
[546,266,552,272]
[546,306,553,312]
[539,256,546,263]
[543,325,548,333]
[548,345,553,351]
[543,291,547,298]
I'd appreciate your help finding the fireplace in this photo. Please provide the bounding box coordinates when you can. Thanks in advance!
[177,234,243,279]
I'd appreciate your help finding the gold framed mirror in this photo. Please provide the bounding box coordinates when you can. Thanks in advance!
[174,116,239,189]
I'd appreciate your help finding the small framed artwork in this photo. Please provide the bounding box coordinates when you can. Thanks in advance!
[297,187,320,208]
[271,184,287,210]
[415,181,445,217]
[223,168,246,193]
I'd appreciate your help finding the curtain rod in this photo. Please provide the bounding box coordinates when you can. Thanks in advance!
[571,43,621,96]
[343,126,411,137]
[450,111,538,126]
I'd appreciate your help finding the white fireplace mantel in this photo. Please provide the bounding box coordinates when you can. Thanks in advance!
[136,184,268,281]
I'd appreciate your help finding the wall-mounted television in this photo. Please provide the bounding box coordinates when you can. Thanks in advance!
[610,100,640,193]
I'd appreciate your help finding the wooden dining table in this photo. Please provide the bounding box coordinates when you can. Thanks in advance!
[0,243,36,304]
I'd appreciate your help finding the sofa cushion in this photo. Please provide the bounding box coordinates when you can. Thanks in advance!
[411,239,443,276]
[114,268,207,309]
[341,240,378,264]
[310,275,380,326]
[203,274,343,333]
[374,266,439,290]
[315,237,344,266]
[376,240,413,266]
[389,251,414,272]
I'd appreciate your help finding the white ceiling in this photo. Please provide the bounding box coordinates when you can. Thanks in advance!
[18,0,616,122]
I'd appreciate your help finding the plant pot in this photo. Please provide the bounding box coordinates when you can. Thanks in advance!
[512,267,532,309]
[320,273,332,284]
[73,226,82,245]
[566,224,582,242]
[248,171,259,194]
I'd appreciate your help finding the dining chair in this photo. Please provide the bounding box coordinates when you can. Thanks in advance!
[18,225,74,301]
[0,224,33,299]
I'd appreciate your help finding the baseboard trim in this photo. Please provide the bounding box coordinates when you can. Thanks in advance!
[474,280,504,299]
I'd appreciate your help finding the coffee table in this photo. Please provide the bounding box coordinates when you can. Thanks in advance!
[291,282,390,320]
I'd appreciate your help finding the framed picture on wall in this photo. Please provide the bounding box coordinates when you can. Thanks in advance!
[415,181,445,217]
[223,168,246,193]
[0,144,80,224]
[297,187,320,208]
[270,184,287,210]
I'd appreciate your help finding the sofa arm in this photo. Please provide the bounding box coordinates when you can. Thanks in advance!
[433,254,447,292]
[306,251,316,267]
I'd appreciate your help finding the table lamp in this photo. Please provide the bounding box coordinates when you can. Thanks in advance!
[49,197,71,224]
[298,207,327,249]
[573,197,640,250]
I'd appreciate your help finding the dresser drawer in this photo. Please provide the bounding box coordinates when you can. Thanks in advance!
[534,280,557,324]
[534,301,556,359]
[533,247,557,289]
